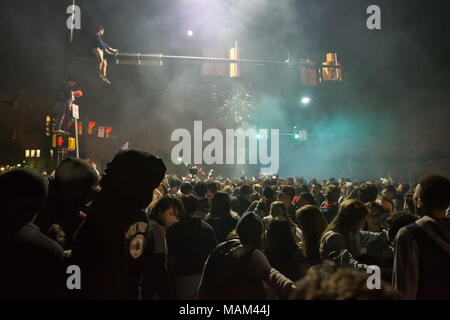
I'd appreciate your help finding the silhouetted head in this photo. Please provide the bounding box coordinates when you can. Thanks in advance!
[236,211,263,246]
[100,149,166,209]
[210,192,231,217]
[0,169,48,234]
[55,158,98,211]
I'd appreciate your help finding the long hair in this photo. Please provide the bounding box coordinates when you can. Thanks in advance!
[324,199,369,239]
[296,205,328,265]
[266,218,299,265]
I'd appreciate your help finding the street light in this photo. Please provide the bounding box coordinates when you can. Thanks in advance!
[301,96,311,105]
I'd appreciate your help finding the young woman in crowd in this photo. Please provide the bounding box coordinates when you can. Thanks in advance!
[296,205,328,266]
[320,199,389,271]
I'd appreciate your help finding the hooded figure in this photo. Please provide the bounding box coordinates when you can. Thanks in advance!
[71,149,166,299]
[0,169,65,299]
[36,158,98,249]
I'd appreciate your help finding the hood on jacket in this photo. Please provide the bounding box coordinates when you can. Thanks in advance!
[416,215,450,255]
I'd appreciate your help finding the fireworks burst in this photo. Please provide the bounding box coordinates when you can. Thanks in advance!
[212,83,254,125]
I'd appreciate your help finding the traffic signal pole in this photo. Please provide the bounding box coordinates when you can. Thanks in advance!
[114,52,342,71]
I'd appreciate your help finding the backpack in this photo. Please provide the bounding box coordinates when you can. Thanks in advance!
[198,237,264,300]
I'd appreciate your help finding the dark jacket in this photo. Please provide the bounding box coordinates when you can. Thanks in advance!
[0,223,65,299]
[71,202,156,299]
[198,238,294,300]
[166,216,217,277]
[320,204,339,223]
[55,80,72,102]
[206,214,239,243]
[393,216,450,299]
[231,196,251,216]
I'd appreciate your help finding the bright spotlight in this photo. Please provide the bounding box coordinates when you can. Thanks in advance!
[187,30,194,37]
[301,96,311,105]
[294,133,300,140]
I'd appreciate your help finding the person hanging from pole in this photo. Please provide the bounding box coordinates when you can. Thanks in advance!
[54,77,76,134]
[92,26,119,84]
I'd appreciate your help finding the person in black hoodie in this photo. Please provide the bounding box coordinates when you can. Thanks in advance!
[166,195,217,299]
[0,169,65,299]
[71,149,166,299]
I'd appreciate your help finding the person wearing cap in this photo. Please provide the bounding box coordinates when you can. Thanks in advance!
[277,185,295,221]
[71,149,166,299]
[198,211,296,300]
[277,185,296,222]
[35,157,98,250]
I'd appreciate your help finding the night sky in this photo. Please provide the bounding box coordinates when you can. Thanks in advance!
[0,0,449,179]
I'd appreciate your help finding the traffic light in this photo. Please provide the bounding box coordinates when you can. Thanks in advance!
[88,121,95,135]
[230,41,240,78]
[77,121,82,135]
[299,59,317,86]
[321,53,343,82]
[106,126,112,138]
[52,134,75,150]
[45,115,51,136]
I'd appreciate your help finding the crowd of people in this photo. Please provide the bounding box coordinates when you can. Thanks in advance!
[0,149,449,300]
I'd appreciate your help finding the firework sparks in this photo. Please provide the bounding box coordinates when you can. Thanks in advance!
[212,83,254,125]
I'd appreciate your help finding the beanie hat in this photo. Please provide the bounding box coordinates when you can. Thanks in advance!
[236,211,263,245]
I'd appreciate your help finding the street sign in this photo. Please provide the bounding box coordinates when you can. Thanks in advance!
[299,130,307,141]
[98,125,105,138]
[72,103,79,119]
